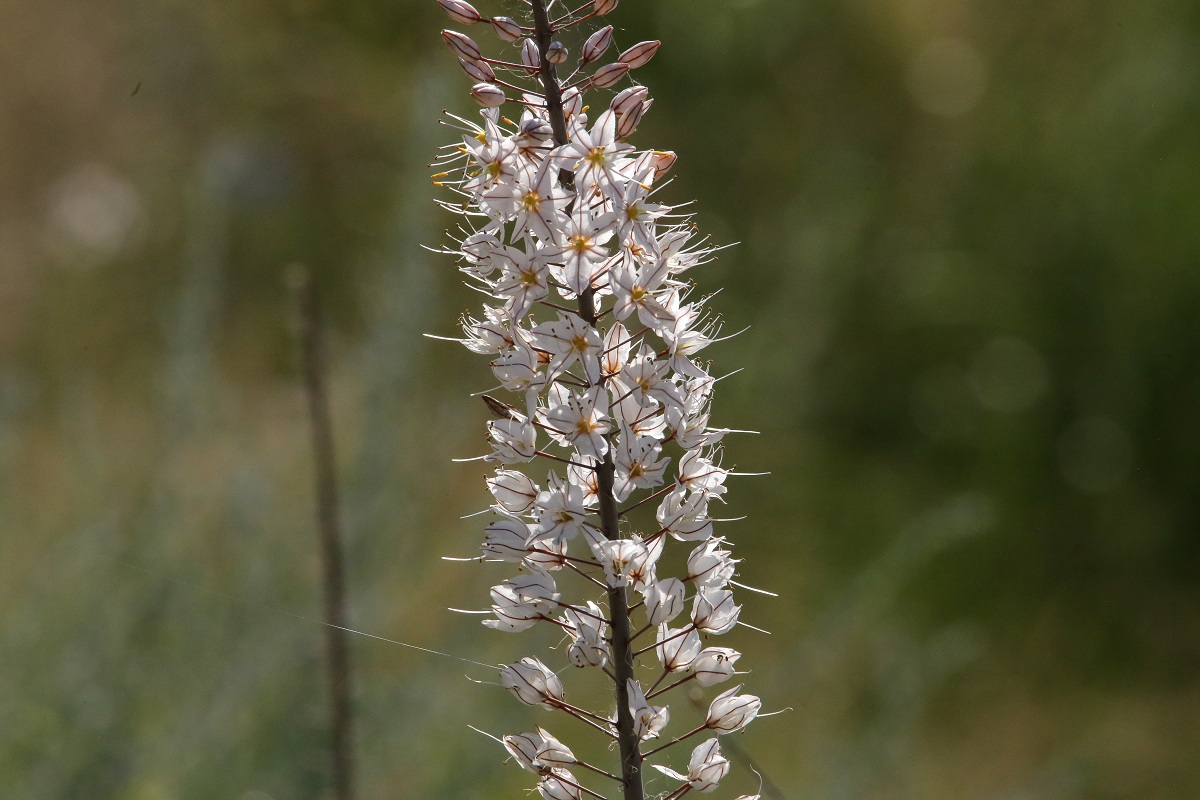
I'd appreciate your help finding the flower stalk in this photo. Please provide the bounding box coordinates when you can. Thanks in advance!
[430,1,770,797]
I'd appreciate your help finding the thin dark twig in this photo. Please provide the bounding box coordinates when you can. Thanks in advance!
[292,265,356,800]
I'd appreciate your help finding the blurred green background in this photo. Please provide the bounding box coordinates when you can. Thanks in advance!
[2,0,1198,797]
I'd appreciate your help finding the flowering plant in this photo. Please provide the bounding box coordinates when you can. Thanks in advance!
[431,2,770,798]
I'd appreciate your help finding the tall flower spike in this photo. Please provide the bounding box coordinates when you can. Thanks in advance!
[431,2,770,798]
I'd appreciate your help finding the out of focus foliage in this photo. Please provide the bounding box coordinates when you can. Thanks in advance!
[1,0,1197,798]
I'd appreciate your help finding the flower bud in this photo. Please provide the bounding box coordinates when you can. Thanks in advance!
[459,57,495,83]
[491,15,523,42]
[546,41,569,64]
[581,25,613,64]
[561,87,583,118]
[500,657,565,707]
[592,0,619,15]
[517,117,553,144]
[437,0,482,25]
[471,82,506,108]
[611,85,649,116]
[691,647,740,686]
[618,40,661,69]
[591,62,630,88]
[616,103,646,139]
[441,29,481,61]
[704,685,761,734]
[651,150,677,181]
[521,38,542,75]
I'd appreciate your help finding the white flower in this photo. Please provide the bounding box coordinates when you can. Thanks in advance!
[705,685,761,734]
[686,539,736,589]
[531,312,604,384]
[563,601,610,668]
[485,573,560,632]
[482,518,534,562]
[685,737,730,792]
[656,484,713,541]
[691,647,740,687]
[592,534,659,589]
[537,769,584,800]
[487,470,540,514]
[531,727,576,771]
[627,679,669,741]
[678,448,728,497]
[613,425,670,502]
[655,623,701,672]
[613,343,683,411]
[642,577,685,625]
[486,416,537,464]
[651,738,730,793]
[532,471,595,545]
[541,386,611,459]
[691,586,740,635]
[492,243,552,321]
[548,203,616,296]
[500,657,564,707]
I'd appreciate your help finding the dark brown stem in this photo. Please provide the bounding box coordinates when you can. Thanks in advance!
[292,266,356,800]
[529,2,642,798]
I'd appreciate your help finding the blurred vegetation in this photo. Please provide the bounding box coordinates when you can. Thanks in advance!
[1,0,1198,798]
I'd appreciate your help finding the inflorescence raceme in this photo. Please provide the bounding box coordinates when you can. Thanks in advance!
[430,2,772,798]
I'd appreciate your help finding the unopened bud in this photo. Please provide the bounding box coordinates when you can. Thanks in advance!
[561,87,583,118]
[581,25,614,64]
[490,15,523,42]
[616,102,646,139]
[471,82,506,108]
[618,40,661,69]
[651,150,677,180]
[517,117,553,144]
[441,29,481,61]
[437,0,482,25]
[546,41,569,64]
[521,38,542,75]
[611,85,649,116]
[592,62,630,88]
[592,0,619,15]
[459,57,495,83]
